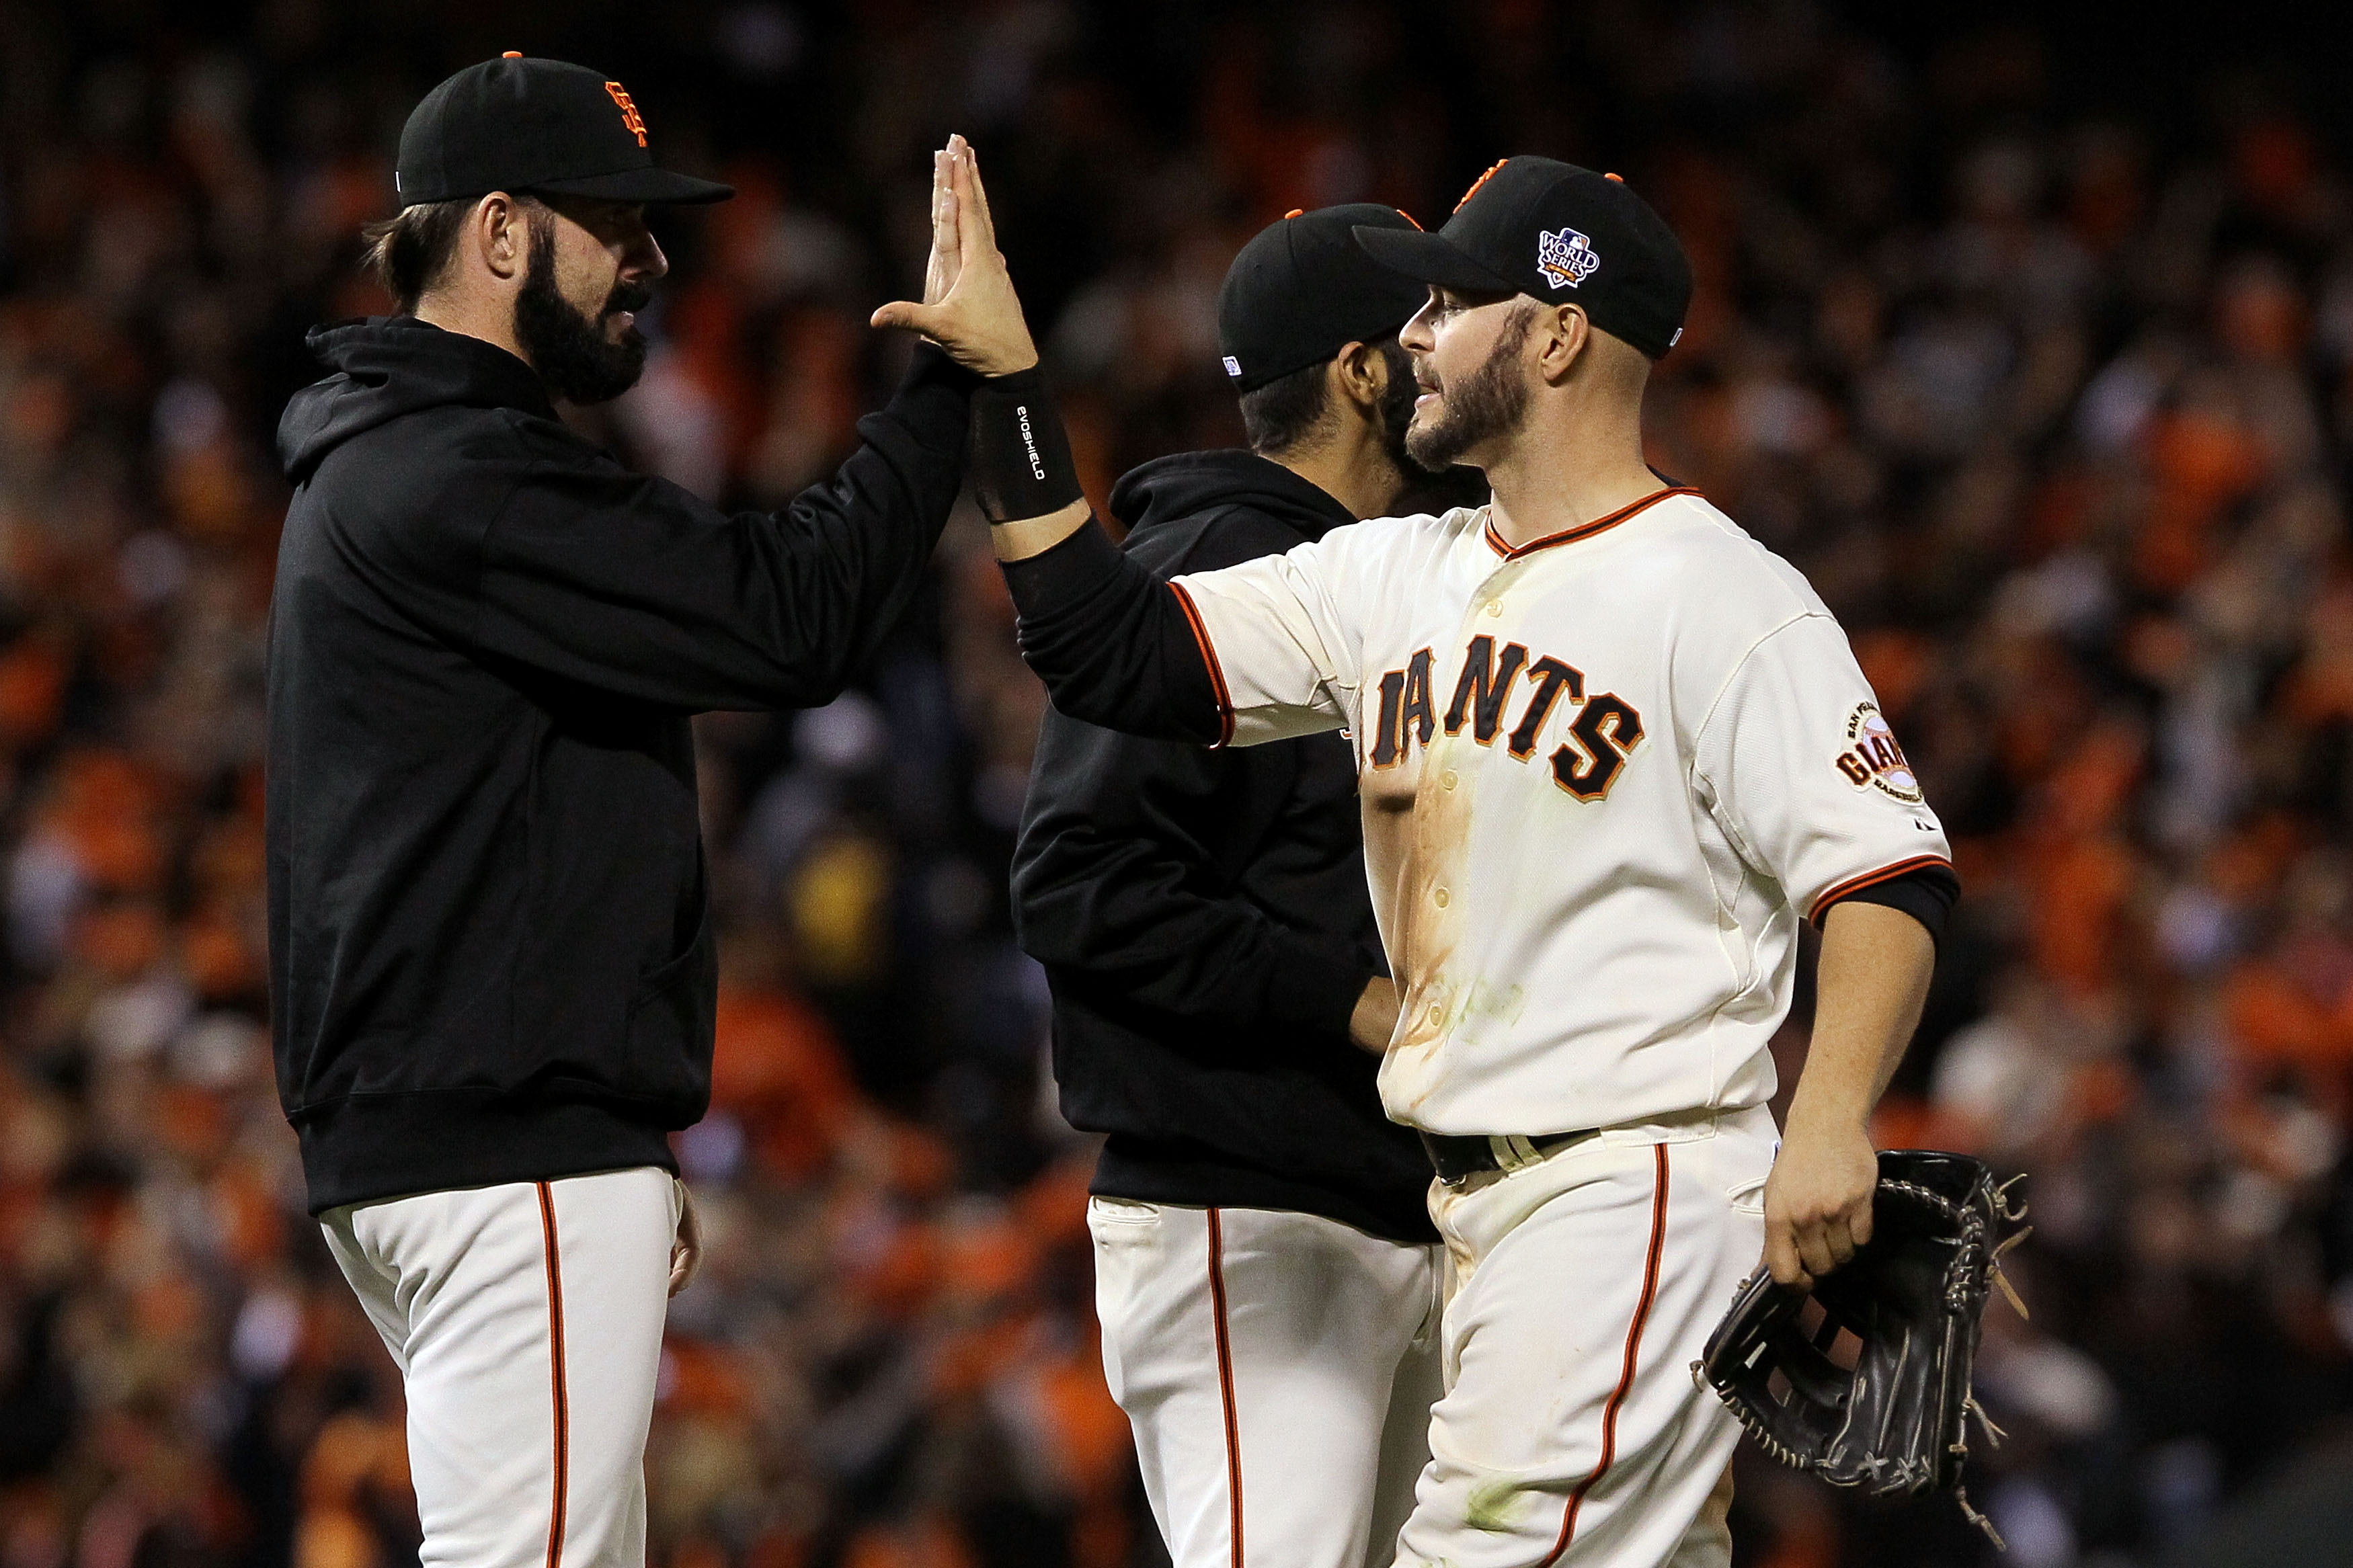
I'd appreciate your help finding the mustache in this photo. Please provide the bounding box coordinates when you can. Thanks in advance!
[603,280,653,319]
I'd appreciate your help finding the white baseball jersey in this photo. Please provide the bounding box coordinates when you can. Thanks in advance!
[1166,487,1950,1137]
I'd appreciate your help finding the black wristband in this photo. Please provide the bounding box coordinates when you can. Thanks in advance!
[969,367,1083,523]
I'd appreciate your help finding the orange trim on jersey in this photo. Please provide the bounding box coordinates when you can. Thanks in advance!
[1808,853,1954,925]
[1169,581,1236,749]
[536,1183,571,1568]
[1541,1144,1669,1566]
[1207,1208,1244,1567]
[1484,486,1700,561]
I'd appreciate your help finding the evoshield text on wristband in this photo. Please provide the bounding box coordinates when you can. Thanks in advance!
[968,366,1084,523]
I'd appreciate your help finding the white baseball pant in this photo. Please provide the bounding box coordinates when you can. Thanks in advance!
[1088,1198,1445,1568]
[321,1167,682,1568]
[1392,1106,1776,1568]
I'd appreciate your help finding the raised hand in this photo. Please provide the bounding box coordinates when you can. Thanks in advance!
[871,135,1041,377]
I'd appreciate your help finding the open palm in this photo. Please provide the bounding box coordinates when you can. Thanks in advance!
[872,135,1039,377]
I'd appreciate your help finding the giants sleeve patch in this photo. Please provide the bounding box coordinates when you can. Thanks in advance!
[1834,702,1922,803]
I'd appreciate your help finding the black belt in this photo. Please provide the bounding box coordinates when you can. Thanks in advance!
[1420,1128,1596,1187]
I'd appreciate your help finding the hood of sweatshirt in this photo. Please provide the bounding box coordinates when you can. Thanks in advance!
[278,317,555,484]
[1108,449,1355,546]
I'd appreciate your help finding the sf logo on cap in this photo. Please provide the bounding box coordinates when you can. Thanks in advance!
[1536,227,1600,290]
[604,81,648,147]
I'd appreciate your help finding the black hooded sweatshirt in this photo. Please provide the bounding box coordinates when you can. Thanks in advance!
[269,318,977,1214]
[1011,450,1436,1244]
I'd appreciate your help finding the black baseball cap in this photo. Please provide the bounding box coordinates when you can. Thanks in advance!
[1218,204,1431,392]
[395,55,733,207]
[1354,157,1689,359]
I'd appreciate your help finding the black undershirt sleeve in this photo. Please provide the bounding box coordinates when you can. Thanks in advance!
[1000,521,1227,746]
[1814,862,1960,949]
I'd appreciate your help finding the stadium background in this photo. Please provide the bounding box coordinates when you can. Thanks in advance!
[6,0,2353,1564]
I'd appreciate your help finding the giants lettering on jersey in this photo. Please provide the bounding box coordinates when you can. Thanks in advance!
[1367,634,1642,800]
[1834,701,1923,804]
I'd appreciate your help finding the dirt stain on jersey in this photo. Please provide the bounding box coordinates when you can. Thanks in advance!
[1361,731,1472,1102]
[1464,1474,1533,1533]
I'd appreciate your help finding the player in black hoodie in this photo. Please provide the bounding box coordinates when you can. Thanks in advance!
[270,60,1040,1568]
[1011,207,1452,1568]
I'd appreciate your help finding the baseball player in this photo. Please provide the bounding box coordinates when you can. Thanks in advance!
[269,58,1037,1568]
[1011,206,1444,1568]
[965,157,1958,1565]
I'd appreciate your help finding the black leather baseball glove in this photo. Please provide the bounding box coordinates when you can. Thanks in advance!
[1697,1149,2028,1546]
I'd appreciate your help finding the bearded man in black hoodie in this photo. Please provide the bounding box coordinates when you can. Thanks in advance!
[1011,206,1453,1568]
[269,56,1041,1568]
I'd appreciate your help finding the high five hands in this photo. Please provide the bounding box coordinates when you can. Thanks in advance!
[871,134,1041,378]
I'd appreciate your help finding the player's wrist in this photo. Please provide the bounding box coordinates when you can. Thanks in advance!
[978,347,1041,376]
[1780,1094,1872,1143]
[969,364,1082,522]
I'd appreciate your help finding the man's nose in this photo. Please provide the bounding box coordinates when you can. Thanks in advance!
[1399,299,1437,352]
[627,229,669,284]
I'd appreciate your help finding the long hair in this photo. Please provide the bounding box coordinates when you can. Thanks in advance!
[358,198,503,313]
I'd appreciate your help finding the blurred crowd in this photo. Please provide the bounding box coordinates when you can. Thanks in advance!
[3,2,2353,1566]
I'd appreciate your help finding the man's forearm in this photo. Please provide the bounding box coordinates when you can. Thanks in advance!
[996,520,1226,745]
[1761,898,1937,1288]
[1790,899,1936,1131]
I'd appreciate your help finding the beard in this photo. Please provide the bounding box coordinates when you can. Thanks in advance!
[1373,339,1437,477]
[1404,305,1534,471]
[514,218,651,405]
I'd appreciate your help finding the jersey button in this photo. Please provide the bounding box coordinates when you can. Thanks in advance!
[1433,887,1450,907]
[1441,770,1458,790]
[1483,599,1504,616]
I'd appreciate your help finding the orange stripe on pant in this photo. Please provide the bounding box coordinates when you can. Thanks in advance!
[1206,1207,1244,1567]
[1540,1143,1670,1567]
[536,1182,571,1568]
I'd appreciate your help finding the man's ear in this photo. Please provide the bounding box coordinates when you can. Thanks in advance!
[1330,340,1386,413]
[1534,305,1590,386]
[473,193,529,284]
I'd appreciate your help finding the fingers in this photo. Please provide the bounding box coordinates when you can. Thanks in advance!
[1763,1219,1810,1291]
[949,134,999,264]
[668,1183,702,1297]
[930,147,960,275]
[869,298,941,334]
[1794,1215,1842,1282]
[1772,1195,1870,1290]
[963,137,1000,245]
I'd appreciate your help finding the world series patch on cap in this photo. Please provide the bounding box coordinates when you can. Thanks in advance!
[396,55,733,207]
[1353,156,1691,360]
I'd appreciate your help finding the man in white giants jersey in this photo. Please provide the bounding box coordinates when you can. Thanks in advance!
[969,156,1957,1567]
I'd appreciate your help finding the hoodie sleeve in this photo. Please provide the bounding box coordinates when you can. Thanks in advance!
[456,345,978,710]
[1010,511,1378,1038]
